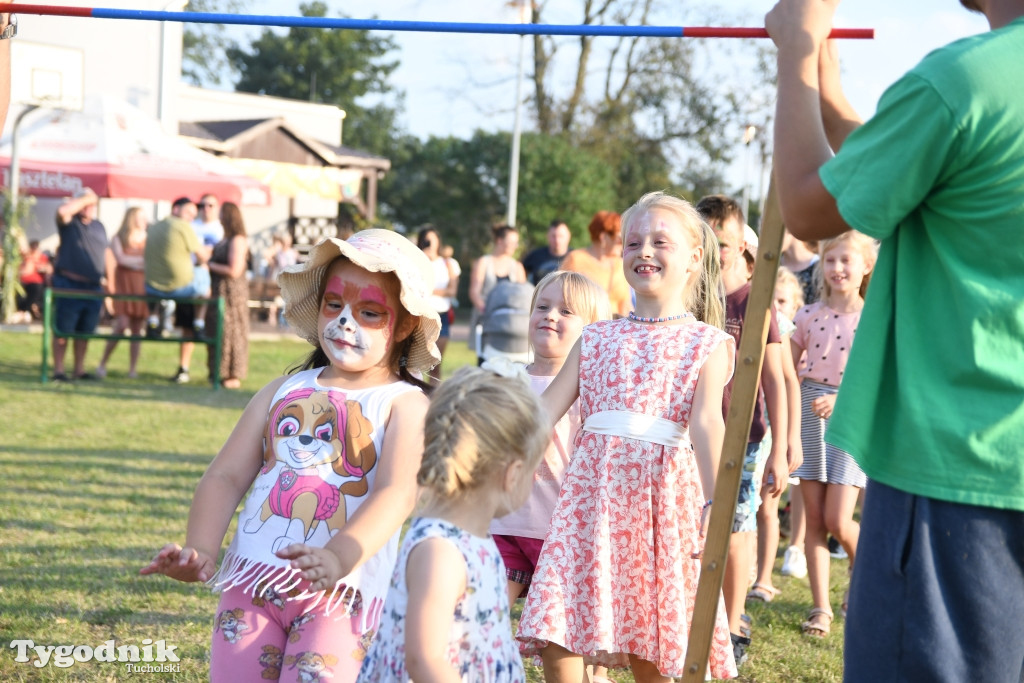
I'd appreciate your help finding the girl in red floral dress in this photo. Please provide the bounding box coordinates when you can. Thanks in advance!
[517,192,738,681]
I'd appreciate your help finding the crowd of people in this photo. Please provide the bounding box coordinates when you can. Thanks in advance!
[137,0,1024,678]
[27,190,297,387]
[135,182,884,682]
[5,0,1020,677]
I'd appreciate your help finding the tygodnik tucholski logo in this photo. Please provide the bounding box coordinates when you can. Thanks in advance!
[9,638,181,671]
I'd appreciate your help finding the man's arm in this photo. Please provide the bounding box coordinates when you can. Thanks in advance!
[56,193,97,227]
[765,0,852,241]
[819,40,864,152]
[193,244,211,265]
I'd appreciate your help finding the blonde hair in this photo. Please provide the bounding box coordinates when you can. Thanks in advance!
[816,231,879,300]
[620,191,725,329]
[116,207,145,247]
[530,271,612,330]
[775,266,805,315]
[417,366,549,499]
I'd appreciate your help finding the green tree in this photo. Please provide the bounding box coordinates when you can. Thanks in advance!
[225,1,401,153]
[526,0,755,200]
[181,0,249,86]
[515,133,619,249]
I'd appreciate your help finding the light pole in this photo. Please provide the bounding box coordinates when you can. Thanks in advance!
[158,0,188,132]
[2,104,39,322]
[506,0,530,228]
[9,104,39,206]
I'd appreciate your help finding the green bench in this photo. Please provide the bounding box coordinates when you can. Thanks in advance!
[40,288,225,388]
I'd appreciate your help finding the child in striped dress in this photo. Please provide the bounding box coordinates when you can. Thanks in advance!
[790,231,878,637]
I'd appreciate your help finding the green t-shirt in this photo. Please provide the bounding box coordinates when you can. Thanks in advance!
[144,216,201,292]
[820,18,1024,511]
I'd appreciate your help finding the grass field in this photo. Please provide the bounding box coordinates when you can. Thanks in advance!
[0,328,848,681]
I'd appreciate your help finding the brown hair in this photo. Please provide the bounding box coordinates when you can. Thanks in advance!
[695,194,746,229]
[491,224,518,243]
[220,202,247,240]
[116,207,146,247]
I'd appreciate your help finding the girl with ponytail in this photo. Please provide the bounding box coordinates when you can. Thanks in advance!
[360,364,549,681]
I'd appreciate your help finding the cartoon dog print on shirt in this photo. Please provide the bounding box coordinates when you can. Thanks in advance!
[243,388,377,552]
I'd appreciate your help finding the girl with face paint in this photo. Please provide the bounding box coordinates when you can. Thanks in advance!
[143,231,442,682]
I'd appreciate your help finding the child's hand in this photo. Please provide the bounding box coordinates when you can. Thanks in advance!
[811,393,837,420]
[692,503,712,559]
[140,543,216,583]
[763,446,789,498]
[276,543,343,593]
[787,440,804,474]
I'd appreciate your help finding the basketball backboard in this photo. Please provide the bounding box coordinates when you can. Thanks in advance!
[11,41,84,111]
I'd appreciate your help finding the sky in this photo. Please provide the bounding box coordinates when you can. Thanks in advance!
[233,1,990,192]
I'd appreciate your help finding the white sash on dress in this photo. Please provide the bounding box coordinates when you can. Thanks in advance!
[583,410,690,448]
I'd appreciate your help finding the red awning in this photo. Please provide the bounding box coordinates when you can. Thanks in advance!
[0,96,270,205]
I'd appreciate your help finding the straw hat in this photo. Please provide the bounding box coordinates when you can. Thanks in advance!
[279,229,442,373]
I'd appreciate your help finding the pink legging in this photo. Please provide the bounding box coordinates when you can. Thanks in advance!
[209,582,374,682]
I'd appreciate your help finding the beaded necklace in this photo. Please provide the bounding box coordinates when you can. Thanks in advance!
[627,311,694,323]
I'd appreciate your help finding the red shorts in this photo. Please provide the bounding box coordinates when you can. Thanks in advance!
[493,534,545,585]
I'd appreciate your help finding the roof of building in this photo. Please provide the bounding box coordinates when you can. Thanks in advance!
[179,117,390,171]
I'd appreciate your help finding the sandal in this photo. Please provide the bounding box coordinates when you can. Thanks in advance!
[801,607,833,638]
[746,583,779,603]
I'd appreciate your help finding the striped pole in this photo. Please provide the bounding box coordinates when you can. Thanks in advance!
[0,4,874,39]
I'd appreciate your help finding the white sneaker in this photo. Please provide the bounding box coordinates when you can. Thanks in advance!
[781,545,808,578]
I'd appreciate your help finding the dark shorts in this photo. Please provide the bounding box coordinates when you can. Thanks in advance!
[438,309,451,339]
[845,480,1024,682]
[16,282,44,312]
[52,274,103,334]
[493,534,545,586]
